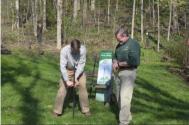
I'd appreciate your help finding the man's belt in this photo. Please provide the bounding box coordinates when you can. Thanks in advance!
[118,66,137,71]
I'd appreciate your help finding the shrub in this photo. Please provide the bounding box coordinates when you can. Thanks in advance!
[165,40,189,67]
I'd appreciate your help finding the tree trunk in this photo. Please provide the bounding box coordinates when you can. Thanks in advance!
[91,0,96,23]
[43,0,47,31]
[32,0,38,37]
[172,0,178,33]
[113,8,117,47]
[116,0,119,11]
[77,0,80,10]
[152,0,155,27]
[37,21,43,43]
[64,0,67,16]
[39,0,42,14]
[15,0,19,29]
[73,0,78,22]
[53,0,57,10]
[4,0,8,25]
[57,0,63,49]
[131,0,136,38]
[113,8,117,34]
[97,8,100,33]
[26,0,31,22]
[148,0,151,24]
[107,0,110,24]
[141,0,144,44]
[11,2,15,31]
[157,0,160,52]
[83,0,87,27]
[167,0,172,41]
[0,0,1,43]
[184,11,187,29]
[91,0,95,11]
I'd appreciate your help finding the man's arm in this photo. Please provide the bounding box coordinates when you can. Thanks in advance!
[127,42,140,67]
[112,51,119,71]
[75,46,86,81]
[113,50,129,68]
[60,48,69,82]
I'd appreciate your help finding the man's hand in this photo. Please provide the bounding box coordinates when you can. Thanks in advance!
[113,60,119,71]
[66,81,74,87]
[118,61,128,67]
[74,80,80,88]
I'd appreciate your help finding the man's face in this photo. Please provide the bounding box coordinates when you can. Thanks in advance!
[71,48,80,55]
[116,33,128,43]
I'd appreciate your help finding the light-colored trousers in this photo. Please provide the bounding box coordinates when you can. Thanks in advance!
[114,69,136,125]
[53,70,90,114]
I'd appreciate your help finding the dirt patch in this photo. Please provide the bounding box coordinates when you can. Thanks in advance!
[168,66,189,83]
[1,45,11,55]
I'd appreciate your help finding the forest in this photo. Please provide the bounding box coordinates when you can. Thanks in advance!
[1,0,189,124]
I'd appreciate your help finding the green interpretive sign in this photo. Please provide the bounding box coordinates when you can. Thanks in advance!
[96,50,112,102]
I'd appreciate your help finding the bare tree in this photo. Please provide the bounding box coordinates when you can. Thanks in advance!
[184,10,187,29]
[152,0,155,27]
[15,0,19,29]
[83,0,87,27]
[73,0,78,22]
[91,0,96,24]
[26,0,31,22]
[32,0,38,37]
[43,0,47,31]
[91,0,95,11]
[77,0,80,11]
[167,0,172,41]
[116,0,119,11]
[57,0,63,49]
[131,0,136,38]
[53,0,57,9]
[148,0,151,24]
[97,7,100,33]
[172,0,178,33]
[0,0,1,44]
[157,0,160,52]
[64,0,67,16]
[37,21,43,43]
[141,0,144,44]
[11,2,15,31]
[107,0,110,24]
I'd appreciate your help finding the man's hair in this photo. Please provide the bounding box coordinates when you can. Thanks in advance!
[115,27,129,37]
[71,39,81,52]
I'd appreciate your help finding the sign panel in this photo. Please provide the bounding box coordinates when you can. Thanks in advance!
[96,51,112,102]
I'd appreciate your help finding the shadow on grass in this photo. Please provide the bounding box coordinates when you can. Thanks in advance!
[2,54,58,124]
[108,72,189,124]
[109,93,119,122]
[132,77,189,122]
[62,88,81,114]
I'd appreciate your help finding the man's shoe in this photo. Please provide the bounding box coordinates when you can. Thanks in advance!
[83,111,91,117]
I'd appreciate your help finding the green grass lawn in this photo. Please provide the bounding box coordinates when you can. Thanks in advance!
[1,49,189,125]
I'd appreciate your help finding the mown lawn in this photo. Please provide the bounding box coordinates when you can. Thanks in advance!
[1,49,189,125]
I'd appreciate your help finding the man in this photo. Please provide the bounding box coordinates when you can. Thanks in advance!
[113,27,140,125]
[53,39,91,117]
